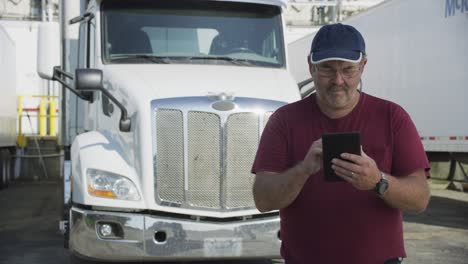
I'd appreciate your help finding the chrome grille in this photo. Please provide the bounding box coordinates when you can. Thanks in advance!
[187,112,221,208]
[225,113,259,208]
[155,109,184,204]
[153,98,283,212]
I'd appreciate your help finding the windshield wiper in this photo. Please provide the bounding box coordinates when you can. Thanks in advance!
[185,56,255,66]
[110,54,171,64]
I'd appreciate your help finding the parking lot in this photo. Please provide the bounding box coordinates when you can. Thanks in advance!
[0,179,467,264]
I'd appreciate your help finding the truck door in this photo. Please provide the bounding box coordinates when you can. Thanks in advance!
[74,15,98,133]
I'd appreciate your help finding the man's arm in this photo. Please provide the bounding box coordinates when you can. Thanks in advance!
[381,170,430,213]
[253,139,323,212]
[253,166,308,212]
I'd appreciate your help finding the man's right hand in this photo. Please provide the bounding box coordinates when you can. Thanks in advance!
[297,138,323,177]
[253,138,323,212]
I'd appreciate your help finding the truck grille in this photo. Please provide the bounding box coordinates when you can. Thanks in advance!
[152,98,281,212]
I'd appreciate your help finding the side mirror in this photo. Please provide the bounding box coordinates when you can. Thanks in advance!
[75,69,131,132]
[75,69,103,91]
[37,22,60,80]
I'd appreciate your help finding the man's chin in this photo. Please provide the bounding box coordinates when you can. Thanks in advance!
[326,95,350,108]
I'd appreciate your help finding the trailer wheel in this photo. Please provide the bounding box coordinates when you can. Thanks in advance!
[0,150,4,189]
[5,150,11,187]
[63,206,70,249]
[0,150,11,189]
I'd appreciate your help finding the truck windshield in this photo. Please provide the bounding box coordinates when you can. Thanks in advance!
[101,0,285,68]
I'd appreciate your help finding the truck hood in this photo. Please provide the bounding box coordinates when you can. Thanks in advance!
[102,64,299,104]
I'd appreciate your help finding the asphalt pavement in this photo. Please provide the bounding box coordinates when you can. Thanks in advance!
[0,180,467,264]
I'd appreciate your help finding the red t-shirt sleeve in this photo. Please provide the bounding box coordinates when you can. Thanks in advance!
[251,110,289,174]
[391,105,430,177]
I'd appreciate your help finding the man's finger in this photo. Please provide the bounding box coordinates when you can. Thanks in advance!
[334,168,354,183]
[332,158,361,173]
[340,152,364,165]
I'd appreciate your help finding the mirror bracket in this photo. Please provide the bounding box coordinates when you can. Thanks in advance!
[75,69,131,132]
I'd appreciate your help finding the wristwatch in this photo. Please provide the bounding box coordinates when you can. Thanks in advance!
[374,171,389,196]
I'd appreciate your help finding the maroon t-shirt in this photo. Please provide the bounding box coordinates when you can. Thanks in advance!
[252,92,430,264]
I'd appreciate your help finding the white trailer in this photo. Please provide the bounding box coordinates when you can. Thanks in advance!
[0,25,17,189]
[288,0,468,180]
[37,0,300,262]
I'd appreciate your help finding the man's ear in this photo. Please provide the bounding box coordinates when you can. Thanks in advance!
[360,57,368,71]
[307,55,315,77]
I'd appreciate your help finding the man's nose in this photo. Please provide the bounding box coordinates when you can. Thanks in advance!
[331,71,345,85]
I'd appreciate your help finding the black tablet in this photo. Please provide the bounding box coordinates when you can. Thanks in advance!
[322,131,361,182]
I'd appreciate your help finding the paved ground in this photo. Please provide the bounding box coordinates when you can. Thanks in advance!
[402,185,468,264]
[0,180,467,264]
[0,181,67,264]
[0,181,280,264]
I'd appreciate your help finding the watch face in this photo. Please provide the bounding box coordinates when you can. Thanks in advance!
[378,179,389,195]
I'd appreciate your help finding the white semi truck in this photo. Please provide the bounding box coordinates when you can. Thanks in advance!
[289,0,468,180]
[0,25,16,190]
[37,0,300,262]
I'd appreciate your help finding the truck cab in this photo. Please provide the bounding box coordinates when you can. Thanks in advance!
[38,0,300,261]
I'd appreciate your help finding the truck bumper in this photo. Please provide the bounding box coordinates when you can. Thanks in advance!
[69,207,281,261]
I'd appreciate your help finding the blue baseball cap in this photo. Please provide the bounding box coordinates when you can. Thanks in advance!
[310,23,366,64]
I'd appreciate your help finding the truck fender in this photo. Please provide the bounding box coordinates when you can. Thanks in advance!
[70,130,142,206]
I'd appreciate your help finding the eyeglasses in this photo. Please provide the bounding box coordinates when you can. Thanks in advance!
[315,63,362,79]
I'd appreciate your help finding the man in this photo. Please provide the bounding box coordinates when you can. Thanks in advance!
[251,23,430,264]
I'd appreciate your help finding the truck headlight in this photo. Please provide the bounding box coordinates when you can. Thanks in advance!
[87,169,140,201]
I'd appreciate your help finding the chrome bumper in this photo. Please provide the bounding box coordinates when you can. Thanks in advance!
[69,207,281,261]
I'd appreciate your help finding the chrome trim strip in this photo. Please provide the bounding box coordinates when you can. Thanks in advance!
[151,97,286,114]
[183,111,189,197]
[220,113,228,209]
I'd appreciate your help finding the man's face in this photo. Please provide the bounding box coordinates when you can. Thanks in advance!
[308,58,367,111]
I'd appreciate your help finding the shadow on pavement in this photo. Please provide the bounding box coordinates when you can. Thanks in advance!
[403,195,468,230]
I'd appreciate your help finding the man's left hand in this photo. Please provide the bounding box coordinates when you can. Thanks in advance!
[331,149,381,190]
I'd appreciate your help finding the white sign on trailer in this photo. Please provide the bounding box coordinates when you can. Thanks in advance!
[445,0,468,17]
[288,0,468,152]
